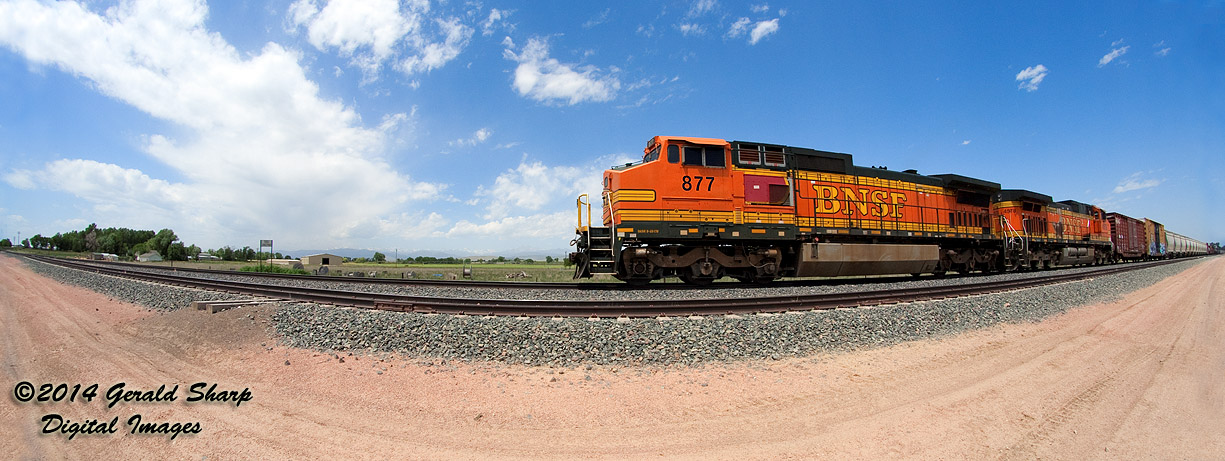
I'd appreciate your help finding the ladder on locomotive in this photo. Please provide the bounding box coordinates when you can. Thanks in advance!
[573,194,616,278]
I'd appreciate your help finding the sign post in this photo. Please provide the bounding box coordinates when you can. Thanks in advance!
[259,239,273,271]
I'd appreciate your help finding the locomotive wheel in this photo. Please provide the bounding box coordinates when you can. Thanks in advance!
[680,260,721,286]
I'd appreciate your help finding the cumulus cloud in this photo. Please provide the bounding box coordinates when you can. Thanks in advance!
[449,154,634,240]
[397,17,473,75]
[289,0,471,80]
[1112,171,1163,194]
[1015,64,1048,92]
[1098,45,1129,67]
[447,212,574,240]
[0,0,443,248]
[502,37,621,105]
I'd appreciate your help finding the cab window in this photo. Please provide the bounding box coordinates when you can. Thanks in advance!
[681,145,725,167]
[644,146,660,163]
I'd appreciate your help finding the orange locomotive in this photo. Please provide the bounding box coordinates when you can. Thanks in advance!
[570,136,1114,284]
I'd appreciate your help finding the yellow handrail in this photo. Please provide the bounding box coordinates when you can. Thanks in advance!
[576,194,591,232]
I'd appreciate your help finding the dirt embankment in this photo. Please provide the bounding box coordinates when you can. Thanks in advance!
[2,254,1222,459]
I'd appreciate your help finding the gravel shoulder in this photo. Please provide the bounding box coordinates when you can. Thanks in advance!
[2,253,1222,458]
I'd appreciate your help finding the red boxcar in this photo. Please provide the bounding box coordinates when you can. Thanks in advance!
[1106,212,1145,261]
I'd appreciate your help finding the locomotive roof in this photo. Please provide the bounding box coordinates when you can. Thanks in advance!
[930,174,1001,193]
[995,189,1053,204]
[1057,200,1093,215]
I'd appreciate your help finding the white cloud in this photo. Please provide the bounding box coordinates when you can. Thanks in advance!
[289,0,471,80]
[476,159,588,219]
[726,17,779,44]
[1112,172,1163,194]
[748,18,779,44]
[1153,41,1171,57]
[447,212,574,240]
[397,17,473,75]
[679,23,705,36]
[0,0,444,249]
[447,155,635,241]
[1098,46,1129,67]
[1015,64,1048,92]
[961,140,971,146]
[481,8,512,36]
[289,0,418,76]
[583,8,610,29]
[726,18,751,39]
[448,128,493,147]
[502,37,621,105]
[3,169,36,189]
[751,4,770,13]
[687,0,718,18]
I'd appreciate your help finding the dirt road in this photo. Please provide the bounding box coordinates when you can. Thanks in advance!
[2,254,1222,459]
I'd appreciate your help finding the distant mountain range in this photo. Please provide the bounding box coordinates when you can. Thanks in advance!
[283,247,572,261]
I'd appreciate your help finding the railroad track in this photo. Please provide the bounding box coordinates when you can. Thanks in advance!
[25,255,1068,291]
[21,253,1187,318]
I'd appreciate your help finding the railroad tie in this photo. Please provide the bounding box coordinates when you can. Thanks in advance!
[191,299,271,314]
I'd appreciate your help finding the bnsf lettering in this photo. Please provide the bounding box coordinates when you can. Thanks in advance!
[811,184,907,218]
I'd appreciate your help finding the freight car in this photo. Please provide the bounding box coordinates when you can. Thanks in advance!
[1145,219,1167,258]
[1165,230,1208,257]
[1107,212,1146,262]
[570,136,1120,285]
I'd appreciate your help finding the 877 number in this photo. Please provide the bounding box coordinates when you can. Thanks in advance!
[681,176,714,192]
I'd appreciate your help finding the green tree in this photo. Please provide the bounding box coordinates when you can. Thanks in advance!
[373,252,386,263]
[166,242,187,261]
[130,242,150,258]
[146,229,178,258]
[0,238,11,248]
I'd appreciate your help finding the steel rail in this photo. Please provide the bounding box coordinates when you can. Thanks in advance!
[21,253,1187,318]
[25,255,1003,291]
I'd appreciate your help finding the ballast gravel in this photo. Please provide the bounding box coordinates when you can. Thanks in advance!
[21,255,1204,366]
[24,258,243,311]
[270,259,1203,366]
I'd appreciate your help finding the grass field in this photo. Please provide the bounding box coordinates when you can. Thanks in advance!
[4,248,591,282]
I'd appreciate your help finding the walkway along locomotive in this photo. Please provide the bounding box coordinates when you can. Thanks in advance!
[569,136,1206,285]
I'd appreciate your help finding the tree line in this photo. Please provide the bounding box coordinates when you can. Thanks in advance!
[12,224,198,261]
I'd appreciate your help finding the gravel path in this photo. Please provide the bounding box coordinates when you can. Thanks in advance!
[20,255,1206,366]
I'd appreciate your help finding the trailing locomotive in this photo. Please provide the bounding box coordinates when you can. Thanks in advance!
[570,136,1207,284]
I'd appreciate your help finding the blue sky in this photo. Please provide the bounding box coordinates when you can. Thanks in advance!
[1,0,1222,255]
